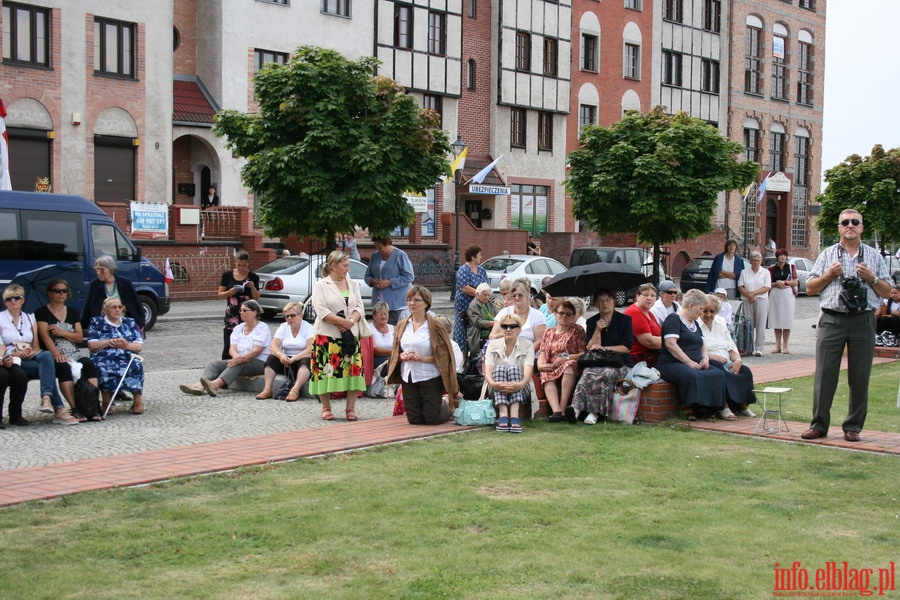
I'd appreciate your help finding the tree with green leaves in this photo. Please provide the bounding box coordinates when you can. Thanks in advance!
[566,107,759,281]
[214,46,451,246]
[816,144,900,250]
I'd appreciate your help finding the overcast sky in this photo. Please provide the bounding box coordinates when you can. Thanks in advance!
[821,0,900,182]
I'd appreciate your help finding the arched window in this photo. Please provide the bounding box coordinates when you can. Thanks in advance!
[769,122,786,173]
[797,30,814,104]
[771,23,789,100]
[743,117,760,163]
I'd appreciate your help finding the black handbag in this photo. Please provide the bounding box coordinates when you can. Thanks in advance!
[578,349,624,369]
[337,310,358,356]
[457,355,485,399]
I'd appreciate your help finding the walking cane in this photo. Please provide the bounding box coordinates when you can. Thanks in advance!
[103,353,144,419]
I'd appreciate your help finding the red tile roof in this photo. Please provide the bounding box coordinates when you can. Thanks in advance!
[173,79,216,125]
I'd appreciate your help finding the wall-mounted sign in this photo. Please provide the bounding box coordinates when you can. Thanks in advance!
[469,184,511,195]
[766,171,792,193]
[130,201,168,239]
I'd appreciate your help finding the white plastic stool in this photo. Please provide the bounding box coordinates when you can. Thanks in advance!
[753,387,791,433]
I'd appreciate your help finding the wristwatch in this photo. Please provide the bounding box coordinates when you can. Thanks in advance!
[872,276,880,286]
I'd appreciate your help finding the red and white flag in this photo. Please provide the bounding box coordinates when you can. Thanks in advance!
[164,257,174,284]
[0,97,12,191]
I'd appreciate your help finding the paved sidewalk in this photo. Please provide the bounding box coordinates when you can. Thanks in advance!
[0,355,896,507]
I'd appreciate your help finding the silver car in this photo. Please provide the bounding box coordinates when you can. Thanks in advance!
[481,254,567,295]
[256,254,372,318]
[761,256,814,295]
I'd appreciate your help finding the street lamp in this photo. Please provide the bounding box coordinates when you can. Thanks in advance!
[450,136,467,300]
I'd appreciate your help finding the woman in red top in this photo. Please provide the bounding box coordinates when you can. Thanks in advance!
[623,284,663,367]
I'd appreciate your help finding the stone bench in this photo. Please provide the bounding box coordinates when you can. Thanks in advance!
[636,382,679,423]
[229,374,315,398]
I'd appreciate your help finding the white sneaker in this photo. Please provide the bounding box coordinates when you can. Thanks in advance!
[717,407,737,421]
[584,413,599,425]
[752,351,762,357]
[737,408,757,418]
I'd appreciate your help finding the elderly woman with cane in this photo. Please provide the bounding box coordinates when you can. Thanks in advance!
[87,297,145,415]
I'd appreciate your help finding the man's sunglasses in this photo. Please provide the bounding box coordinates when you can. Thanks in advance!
[840,218,861,226]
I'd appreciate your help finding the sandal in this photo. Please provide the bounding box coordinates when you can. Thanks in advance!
[508,418,522,433]
[256,389,273,399]
[286,389,300,402]
[496,416,510,432]
[321,408,334,421]
[71,410,88,423]
[345,409,358,422]
[40,396,54,414]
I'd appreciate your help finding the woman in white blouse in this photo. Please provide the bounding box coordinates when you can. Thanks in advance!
[255,301,313,401]
[180,300,272,397]
[369,301,395,371]
[487,279,546,353]
[387,286,459,425]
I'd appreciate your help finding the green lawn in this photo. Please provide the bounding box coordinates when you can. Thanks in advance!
[1,371,898,600]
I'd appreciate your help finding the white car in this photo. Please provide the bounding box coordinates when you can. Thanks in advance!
[761,256,814,295]
[481,254,567,295]
[257,254,372,318]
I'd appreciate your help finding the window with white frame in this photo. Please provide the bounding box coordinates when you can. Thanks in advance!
[625,0,642,10]
[624,43,640,79]
[743,120,760,163]
[510,184,549,236]
[538,112,553,150]
[94,17,135,77]
[3,2,50,67]
[799,0,814,9]
[321,0,350,17]
[769,127,786,172]
[701,58,720,93]
[771,26,789,101]
[797,33,813,105]
[581,34,598,71]
[662,50,682,87]
[794,132,809,187]
[744,18,763,95]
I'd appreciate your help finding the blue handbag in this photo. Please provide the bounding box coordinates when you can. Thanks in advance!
[453,382,496,426]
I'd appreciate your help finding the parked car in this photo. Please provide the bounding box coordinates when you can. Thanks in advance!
[481,254,567,295]
[679,256,715,292]
[886,255,900,285]
[256,254,372,318]
[761,256,814,295]
[569,246,671,306]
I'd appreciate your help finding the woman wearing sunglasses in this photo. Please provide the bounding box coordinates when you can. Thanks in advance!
[484,313,533,433]
[180,299,271,397]
[255,301,313,401]
[1,284,78,425]
[35,278,101,421]
[488,279,546,353]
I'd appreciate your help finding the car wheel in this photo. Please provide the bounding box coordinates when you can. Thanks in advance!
[139,294,158,331]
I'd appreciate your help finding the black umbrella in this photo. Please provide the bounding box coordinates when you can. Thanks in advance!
[543,262,648,298]
[11,265,85,313]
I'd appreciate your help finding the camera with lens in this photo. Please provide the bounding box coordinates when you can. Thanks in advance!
[839,277,869,314]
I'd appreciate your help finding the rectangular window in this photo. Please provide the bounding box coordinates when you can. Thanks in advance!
[321,0,350,16]
[702,0,721,33]
[510,108,527,148]
[579,105,596,133]
[93,17,135,77]
[799,0,815,9]
[771,36,788,100]
[423,94,443,125]
[791,190,807,247]
[467,0,476,18]
[794,135,809,187]
[744,26,762,95]
[394,4,413,49]
[2,2,49,67]
[581,34,597,71]
[510,184,549,236]
[538,112,553,150]
[744,128,760,163]
[797,42,813,105]
[624,43,640,79]
[701,58,719,93]
[543,38,558,76]
[625,0,642,10]
[770,131,785,172]
[254,49,288,74]
[662,50,682,87]
[515,31,531,71]
[427,11,446,55]
[663,0,682,23]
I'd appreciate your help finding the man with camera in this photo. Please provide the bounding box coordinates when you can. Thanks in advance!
[802,209,892,442]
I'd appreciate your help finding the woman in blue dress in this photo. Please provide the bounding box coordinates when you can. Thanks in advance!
[87,297,145,415]
[454,245,488,355]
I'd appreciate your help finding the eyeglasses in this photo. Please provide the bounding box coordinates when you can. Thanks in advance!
[407,297,424,303]
[663,291,678,295]
[556,311,574,317]
[48,288,69,294]
[499,323,520,330]
[840,218,861,227]
[3,296,23,302]
[284,313,298,319]
[239,308,254,313]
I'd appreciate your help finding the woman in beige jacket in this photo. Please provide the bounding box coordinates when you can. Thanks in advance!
[387,285,459,425]
[309,251,366,421]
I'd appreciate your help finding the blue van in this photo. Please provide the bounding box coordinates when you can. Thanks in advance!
[0,190,170,329]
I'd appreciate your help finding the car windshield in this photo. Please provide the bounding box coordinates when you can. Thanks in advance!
[256,257,312,275]
[689,258,712,269]
[482,258,525,272]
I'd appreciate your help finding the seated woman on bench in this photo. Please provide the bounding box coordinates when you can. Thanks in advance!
[537,298,586,422]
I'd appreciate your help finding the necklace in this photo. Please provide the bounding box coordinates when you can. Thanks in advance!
[12,312,25,336]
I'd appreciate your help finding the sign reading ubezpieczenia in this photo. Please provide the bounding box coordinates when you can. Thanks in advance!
[130,201,169,239]
[469,184,511,195]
